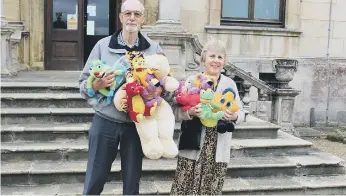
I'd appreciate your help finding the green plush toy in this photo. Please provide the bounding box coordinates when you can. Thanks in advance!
[86,59,123,104]
[197,88,224,127]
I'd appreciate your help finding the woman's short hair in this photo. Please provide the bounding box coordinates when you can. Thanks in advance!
[200,38,227,64]
[121,0,145,14]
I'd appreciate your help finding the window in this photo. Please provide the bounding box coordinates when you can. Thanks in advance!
[221,0,286,27]
[53,0,78,30]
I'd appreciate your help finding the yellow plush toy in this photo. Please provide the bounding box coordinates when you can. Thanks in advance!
[114,53,179,160]
[200,88,240,127]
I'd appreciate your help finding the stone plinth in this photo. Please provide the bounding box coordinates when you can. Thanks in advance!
[272,88,301,136]
[1,16,16,77]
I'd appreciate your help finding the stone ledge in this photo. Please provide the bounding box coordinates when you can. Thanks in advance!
[3,175,346,195]
[205,25,302,37]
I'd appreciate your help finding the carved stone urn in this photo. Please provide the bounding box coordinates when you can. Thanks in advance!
[272,59,298,89]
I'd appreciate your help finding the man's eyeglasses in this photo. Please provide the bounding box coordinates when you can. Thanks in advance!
[122,11,143,18]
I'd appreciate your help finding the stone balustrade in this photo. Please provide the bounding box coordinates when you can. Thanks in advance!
[0,16,29,77]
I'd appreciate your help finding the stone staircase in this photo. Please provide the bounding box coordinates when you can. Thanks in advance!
[1,72,346,195]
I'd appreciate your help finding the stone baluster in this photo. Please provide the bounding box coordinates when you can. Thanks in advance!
[242,80,252,111]
[256,89,270,121]
[241,80,252,121]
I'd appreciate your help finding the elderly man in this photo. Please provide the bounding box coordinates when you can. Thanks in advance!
[78,0,165,194]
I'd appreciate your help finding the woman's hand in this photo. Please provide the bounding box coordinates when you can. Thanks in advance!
[188,106,201,117]
[222,110,238,122]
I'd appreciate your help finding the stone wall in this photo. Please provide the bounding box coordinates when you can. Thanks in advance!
[175,0,346,126]
[2,0,44,69]
[291,59,346,127]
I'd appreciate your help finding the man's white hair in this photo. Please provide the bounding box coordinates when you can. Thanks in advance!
[121,0,145,14]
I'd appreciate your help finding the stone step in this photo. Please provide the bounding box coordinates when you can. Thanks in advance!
[1,120,279,143]
[1,152,344,185]
[1,82,79,93]
[1,131,313,161]
[1,93,89,108]
[2,175,346,195]
[1,108,94,125]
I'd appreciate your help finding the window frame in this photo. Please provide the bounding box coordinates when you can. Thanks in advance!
[221,0,286,28]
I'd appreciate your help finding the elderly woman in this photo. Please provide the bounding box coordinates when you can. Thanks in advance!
[170,38,245,195]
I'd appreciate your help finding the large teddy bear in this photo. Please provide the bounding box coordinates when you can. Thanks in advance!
[114,53,179,160]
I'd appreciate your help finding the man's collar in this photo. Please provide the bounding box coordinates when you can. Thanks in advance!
[118,31,139,47]
[109,29,150,52]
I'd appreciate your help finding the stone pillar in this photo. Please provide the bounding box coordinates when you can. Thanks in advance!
[151,0,186,33]
[146,0,203,81]
[272,89,301,136]
[272,58,300,136]
[1,15,15,77]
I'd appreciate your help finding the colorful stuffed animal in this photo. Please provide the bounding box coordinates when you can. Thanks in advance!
[198,88,224,127]
[86,59,123,104]
[122,78,157,123]
[201,88,240,128]
[127,52,163,107]
[112,55,132,89]
[194,73,217,90]
[215,88,240,133]
[114,53,179,160]
[175,87,201,112]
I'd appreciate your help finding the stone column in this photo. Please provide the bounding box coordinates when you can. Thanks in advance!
[151,0,186,33]
[1,15,15,77]
[146,0,203,81]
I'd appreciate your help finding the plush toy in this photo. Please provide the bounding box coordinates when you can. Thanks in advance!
[114,53,179,160]
[86,59,123,104]
[122,73,158,123]
[112,55,132,88]
[214,88,240,133]
[127,52,164,107]
[198,88,224,127]
[200,88,240,130]
[175,86,201,112]
[193,73,217,90]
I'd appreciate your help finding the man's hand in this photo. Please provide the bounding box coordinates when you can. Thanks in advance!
[188,106,201,117]
[222,110,238,121]
[142,86,163,100]
[92,71,115,92]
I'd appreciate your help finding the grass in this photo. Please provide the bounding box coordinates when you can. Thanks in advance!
[326,127,346,144]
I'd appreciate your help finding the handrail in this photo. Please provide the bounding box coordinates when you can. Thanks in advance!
[224,62,276,94]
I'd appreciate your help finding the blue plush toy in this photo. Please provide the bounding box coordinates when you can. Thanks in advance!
[86,59,123,105]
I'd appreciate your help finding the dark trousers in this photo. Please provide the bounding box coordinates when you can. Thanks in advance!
[83,114,143,195]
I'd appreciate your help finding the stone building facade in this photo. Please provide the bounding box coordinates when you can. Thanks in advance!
[1,0,345,127]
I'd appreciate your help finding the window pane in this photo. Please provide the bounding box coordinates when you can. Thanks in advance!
[86,0,109,36]
[53,0,78,30]
[254,0,280,20]
[222,0,249,18]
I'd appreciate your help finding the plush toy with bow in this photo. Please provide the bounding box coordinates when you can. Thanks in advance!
[86,59,123,104]
[114,53,179,160]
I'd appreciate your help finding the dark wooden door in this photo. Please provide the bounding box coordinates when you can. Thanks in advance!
[45,0,84,70]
